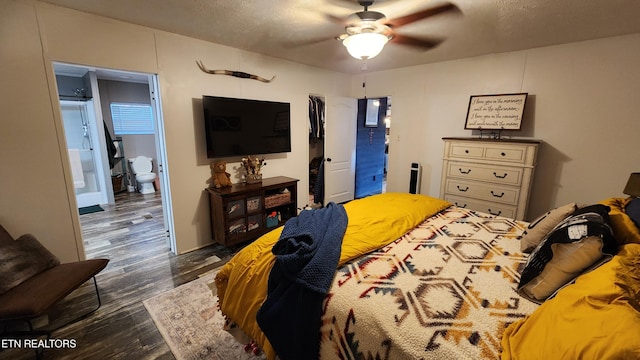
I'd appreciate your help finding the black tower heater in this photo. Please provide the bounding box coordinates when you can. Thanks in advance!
[409,162,421,194]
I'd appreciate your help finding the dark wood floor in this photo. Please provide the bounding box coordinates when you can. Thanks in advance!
[1,192,240,360]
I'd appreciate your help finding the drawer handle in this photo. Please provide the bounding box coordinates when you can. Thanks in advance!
[459,168,471,174]
[491,191,505,198]
[455,202,468,208]
[488,209,502,216]
[501,152,506,156]
[456,185,469,192]
[493,172,507,179]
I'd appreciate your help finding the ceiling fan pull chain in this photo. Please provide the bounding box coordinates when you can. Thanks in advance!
[362,75,367,99]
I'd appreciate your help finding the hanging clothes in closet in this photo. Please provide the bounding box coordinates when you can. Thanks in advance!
[309,96,325,140]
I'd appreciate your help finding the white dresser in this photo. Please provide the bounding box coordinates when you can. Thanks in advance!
[440,137,540,220]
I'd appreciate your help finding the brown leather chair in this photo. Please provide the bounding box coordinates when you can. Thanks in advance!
[0,224,108,355]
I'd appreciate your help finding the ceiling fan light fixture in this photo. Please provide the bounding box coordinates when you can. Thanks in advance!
[342,32,389,60]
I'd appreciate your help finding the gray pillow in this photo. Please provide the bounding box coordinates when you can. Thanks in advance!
[0,233,60,294]
[520,203,578,253]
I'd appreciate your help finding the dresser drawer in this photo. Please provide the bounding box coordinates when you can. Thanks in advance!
[444,179,519,205]
[446,161,523,186]
[445,140,536,166]
[485,145,526,163]
[445,195,517,218]
[450,144,485,158]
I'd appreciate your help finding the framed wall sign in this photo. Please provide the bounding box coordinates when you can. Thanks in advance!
[464,93,528,130]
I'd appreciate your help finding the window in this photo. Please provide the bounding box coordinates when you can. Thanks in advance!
[110,103,154,135]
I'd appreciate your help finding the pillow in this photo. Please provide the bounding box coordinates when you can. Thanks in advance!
[520,202,578,253]
[518,204,617,303]
[0,233,60,295]
[503,243,640,359]
[518,236,605,301]
[626,197,640,229]
[599,197,640,245]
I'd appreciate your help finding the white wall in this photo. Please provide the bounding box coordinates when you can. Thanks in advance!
[0,1,83,261]
[0,1,349,260]
[356,34,640,220]
[153,33,350,252]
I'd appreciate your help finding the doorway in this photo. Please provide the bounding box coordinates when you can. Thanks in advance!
[308,95,325,208]
[54,62,176,256]
[355,96,391,198]
[308,95,358,206]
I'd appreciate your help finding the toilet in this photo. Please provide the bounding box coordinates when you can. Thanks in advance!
[129,156,156,194]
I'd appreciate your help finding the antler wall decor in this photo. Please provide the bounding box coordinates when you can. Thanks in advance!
[196,60,276,83]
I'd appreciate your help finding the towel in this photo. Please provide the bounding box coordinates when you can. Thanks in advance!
[257,202,348,360]
[68,149,85,189]
[104,122,117,169]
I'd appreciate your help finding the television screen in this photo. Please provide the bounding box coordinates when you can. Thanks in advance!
[203,95,291,158]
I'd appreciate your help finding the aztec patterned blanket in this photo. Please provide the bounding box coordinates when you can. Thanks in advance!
[318,207,539,359]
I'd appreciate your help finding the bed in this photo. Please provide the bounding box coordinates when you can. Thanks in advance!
[214,193,640,359]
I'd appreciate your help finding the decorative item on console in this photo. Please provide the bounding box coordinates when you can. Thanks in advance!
[210,160,233,188]
[242,156,266,184]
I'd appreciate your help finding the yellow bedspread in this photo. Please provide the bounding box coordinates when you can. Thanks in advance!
[501,243,640,359]
[501,197,640,359]
[214,193,451,360]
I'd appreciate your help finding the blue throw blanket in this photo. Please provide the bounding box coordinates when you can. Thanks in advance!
[256,202,348,360]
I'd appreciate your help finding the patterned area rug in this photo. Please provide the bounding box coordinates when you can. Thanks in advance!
[143,271,265,360]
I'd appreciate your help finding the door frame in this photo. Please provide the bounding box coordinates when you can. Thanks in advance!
[149,74,176,253]
[50,62,176,259]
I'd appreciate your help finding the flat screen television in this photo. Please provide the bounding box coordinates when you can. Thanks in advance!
[202,95,291,158]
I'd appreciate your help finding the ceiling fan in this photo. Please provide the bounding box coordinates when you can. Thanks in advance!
[331,0,460,60]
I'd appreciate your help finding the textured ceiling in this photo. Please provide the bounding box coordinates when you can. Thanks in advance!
[41,0,640,74]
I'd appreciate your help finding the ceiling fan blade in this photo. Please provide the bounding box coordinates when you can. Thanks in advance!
[282,35,335,48]
[324,12,350,25]
[385,2,460,28]
[391,33,444,49]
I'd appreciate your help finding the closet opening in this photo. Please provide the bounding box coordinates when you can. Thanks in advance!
[308,95,325,209]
